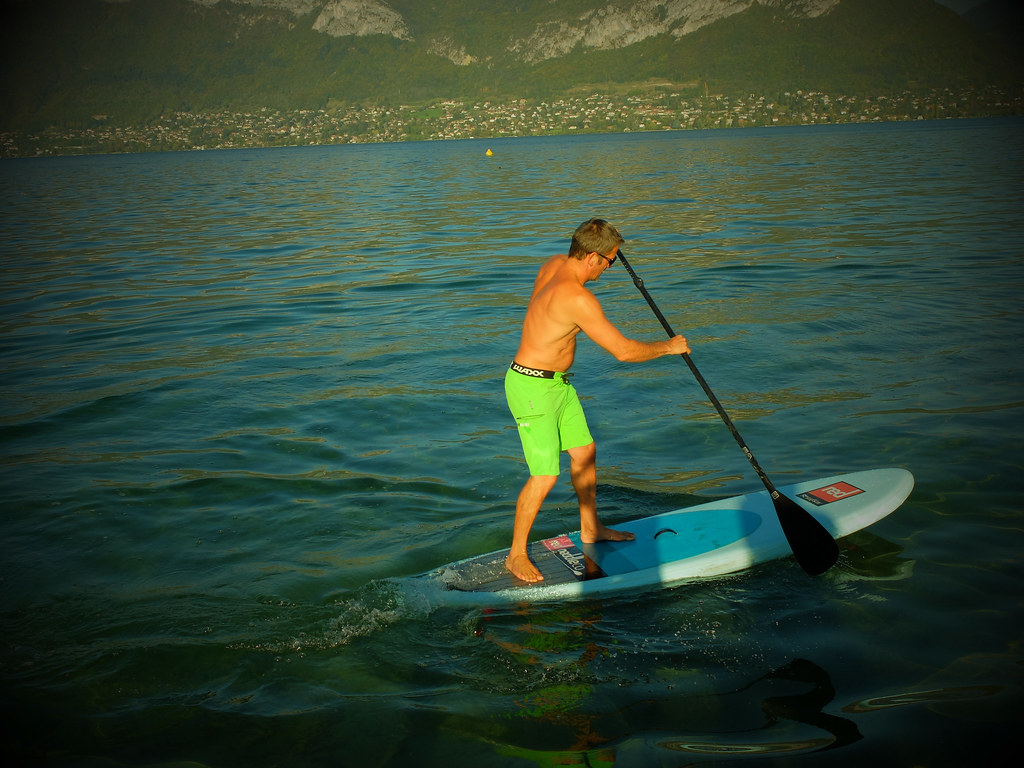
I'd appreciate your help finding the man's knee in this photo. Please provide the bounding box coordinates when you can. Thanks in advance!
[526,474,559,491]
[568,442,596,466]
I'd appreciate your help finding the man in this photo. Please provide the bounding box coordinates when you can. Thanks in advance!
[504,218,691,582]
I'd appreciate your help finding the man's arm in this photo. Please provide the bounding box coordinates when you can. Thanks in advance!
[574,291,690,362]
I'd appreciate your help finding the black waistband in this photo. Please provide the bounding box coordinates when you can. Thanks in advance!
[509,361,560,379]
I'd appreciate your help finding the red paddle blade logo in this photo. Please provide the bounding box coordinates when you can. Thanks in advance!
[798,481,865,506]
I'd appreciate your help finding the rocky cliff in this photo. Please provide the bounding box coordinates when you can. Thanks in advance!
[192,0,842,63]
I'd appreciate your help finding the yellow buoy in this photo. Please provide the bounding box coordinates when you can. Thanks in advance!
[485,148,493,156]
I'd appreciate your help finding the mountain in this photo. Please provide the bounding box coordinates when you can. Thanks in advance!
[1,0,1021,130]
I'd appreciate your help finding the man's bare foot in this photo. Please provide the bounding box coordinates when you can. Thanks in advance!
[506,552,544,583]
[580,524,635,545]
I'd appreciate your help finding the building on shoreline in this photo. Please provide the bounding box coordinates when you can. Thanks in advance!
[3,85,1019,159]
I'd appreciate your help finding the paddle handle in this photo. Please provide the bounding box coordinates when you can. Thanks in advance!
[617,250,782,499]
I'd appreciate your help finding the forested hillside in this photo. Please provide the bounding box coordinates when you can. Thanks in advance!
[2,0,1020,131]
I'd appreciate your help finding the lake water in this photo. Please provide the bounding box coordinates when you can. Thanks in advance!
[2,118,1022,766]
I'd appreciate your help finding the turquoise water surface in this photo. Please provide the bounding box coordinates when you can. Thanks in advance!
[2,118,1022,766]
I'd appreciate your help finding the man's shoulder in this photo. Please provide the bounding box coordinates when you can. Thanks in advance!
[532,255,571,294]
[539,253,569,273]
[548,276,598,318]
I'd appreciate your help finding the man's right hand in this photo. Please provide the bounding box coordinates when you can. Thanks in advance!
[667,335,691,356]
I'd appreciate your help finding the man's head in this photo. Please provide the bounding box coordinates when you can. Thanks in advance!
[568,218,624,261]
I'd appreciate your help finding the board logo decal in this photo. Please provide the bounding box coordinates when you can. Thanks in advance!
[540,536,588,579]
[798,481,865,506]
[553,547,587,578]
[542,535,574,551]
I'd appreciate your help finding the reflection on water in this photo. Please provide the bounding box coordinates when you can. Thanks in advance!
[846,685,1003,713]
[746,658,862,752]
[484,601,861,762]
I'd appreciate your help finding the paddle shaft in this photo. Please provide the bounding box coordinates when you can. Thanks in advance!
[615,250,786,500]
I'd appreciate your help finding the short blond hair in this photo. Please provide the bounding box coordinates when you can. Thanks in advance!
[568,218,624,259]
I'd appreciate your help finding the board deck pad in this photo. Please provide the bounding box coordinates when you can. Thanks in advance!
[443,535,603,593]
[426,468,915,604]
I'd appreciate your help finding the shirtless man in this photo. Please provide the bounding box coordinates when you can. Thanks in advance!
[504,218,691,582]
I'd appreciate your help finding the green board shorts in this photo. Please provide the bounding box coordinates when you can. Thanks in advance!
[505,362,594,476]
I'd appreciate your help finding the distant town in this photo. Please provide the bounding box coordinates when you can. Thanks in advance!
[2,84,1020,158]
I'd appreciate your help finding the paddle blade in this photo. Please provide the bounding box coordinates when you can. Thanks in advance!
[773,493,840,576]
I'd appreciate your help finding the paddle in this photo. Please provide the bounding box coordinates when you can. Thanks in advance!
[615,249,840,576]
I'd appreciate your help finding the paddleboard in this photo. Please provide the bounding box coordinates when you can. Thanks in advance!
[419,467,913,605]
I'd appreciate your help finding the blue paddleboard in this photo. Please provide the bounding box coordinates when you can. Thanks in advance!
[420,467,914,605]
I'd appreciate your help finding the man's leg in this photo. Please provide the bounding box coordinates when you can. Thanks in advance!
[506,473,558,582]
[568,441,598,536]
[568,442,635,544]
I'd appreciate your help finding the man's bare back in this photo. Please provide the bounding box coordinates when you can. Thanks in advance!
[513,254,588,373]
